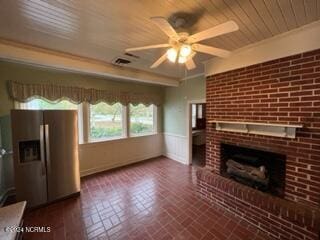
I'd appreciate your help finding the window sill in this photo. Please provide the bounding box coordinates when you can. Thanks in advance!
[129,132,157,138]
[88,136,126,143]
[80,133,159,146]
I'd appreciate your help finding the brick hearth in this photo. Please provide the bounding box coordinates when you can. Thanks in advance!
[198,48,320,239]
[197,170,320,240]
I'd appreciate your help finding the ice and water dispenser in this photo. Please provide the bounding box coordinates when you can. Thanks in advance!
[18,140,41,163]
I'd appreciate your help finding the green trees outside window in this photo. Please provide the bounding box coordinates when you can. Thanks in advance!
[90,102,123,140]
[129,104,154,135]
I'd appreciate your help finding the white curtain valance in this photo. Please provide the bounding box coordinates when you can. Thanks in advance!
[8,81,162,106]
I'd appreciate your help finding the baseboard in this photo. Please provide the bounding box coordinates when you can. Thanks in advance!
[163,152,188,165]
[0,188,16,207]
[80,153,163,177]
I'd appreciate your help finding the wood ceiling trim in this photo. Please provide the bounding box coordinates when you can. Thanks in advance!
[0,39,179,87]
[205,20,320,76]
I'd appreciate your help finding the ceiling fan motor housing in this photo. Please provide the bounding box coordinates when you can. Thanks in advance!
[173,18,186,28]
[169,32,190,48]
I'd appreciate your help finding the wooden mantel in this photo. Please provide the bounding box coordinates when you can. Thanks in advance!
[208,120,303,139]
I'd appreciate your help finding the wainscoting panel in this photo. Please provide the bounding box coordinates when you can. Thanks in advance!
[79,134,163,176]
[163,133,188,164]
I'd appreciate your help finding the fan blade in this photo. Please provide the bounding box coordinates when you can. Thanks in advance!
[150,17,180,41]
[192,44,230,58]
[126,44,170,52]
[188,21,239,43]
[186,58,196,70]
[150,53,167,68]
[185,52,196,70]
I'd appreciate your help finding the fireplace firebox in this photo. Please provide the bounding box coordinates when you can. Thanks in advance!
[220,143,286,197]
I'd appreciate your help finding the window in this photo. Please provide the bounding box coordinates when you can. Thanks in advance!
[22,98,78,110]
[89,102,124,141]
[129,104,155,136]
[17,98,82,142]
[191,103,206,130]
[198,104,203,119]
[192,104,197,128]
[17,98,158,143]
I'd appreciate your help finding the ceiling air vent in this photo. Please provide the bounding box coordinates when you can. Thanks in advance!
[112,57,131,66]
[124,52,140,59]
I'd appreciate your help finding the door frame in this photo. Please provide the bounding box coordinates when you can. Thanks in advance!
[186,99,206,165]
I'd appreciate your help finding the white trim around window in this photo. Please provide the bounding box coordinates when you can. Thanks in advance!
[15,99,158,144]
[83,103,158,143]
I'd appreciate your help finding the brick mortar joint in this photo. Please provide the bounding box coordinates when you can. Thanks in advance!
[196,189,319,239]
[196,169,320,228]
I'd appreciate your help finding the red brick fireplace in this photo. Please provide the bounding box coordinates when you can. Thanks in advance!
[197,49,320,239]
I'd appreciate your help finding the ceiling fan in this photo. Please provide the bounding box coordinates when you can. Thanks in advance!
[125,17,239,70]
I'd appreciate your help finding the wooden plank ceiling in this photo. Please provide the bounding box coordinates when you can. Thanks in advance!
[0,0,319,79]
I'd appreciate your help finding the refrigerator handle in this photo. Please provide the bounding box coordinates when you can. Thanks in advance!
[40,125,46,176]
[45,124,51,174]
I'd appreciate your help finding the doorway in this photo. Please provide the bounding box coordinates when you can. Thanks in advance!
[188,102,206,167]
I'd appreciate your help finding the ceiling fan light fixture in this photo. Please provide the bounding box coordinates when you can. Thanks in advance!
[138,18,239,69]
[178,56,187,64]
[179,44,192,57]
[167,48,177,62]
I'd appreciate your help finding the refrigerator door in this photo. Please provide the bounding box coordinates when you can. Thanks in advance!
[43,110,80,202]
[11,110,47,207]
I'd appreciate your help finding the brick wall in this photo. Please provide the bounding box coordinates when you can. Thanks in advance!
[206,49,320,206]
[198,49,320,239]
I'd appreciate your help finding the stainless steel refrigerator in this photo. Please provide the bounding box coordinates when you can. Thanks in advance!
[11,110,80,208]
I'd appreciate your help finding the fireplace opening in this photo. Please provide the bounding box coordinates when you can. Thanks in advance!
[220,143,286,197]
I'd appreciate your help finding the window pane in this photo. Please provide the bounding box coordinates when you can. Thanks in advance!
[130,104,154,135]
[198,105,203,119]
[90,102,123,140]
[25,99,78,110]
[21,98,81,142]
[192,104,196,128]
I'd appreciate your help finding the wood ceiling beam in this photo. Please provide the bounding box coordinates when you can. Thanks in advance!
[0,39,179,87]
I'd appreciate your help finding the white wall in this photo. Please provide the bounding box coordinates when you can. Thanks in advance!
[79,134,163,176]
[162,76,206,164]
[163,76,205,136]
[205,20,320,76]
[162,133,188,164]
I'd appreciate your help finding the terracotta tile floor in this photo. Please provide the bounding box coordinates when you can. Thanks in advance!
[24,157,275,240]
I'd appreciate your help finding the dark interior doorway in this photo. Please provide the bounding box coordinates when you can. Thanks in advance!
[191,103,206,167]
